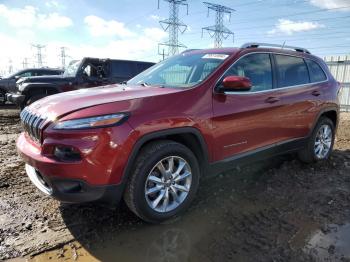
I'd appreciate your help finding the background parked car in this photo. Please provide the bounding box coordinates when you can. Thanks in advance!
[6,58,155,109]
[0,68,63,105]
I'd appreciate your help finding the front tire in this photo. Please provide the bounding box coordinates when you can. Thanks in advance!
[124,140,200,223]
[0,90,6,105]
[298,117,335,163]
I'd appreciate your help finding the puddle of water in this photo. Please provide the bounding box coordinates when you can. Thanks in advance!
[305,223,350,261]
[25,209,220,262]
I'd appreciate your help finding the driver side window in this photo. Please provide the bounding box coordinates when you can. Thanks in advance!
[17,72,32,78]
[222,53,273,92]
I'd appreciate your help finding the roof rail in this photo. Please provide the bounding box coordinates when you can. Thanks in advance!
[241,42,311,54]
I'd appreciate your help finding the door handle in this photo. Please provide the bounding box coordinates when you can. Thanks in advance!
[265,97,280,104]
[312,90,321,96]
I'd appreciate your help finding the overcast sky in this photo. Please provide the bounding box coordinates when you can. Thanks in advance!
[0,0,349,74]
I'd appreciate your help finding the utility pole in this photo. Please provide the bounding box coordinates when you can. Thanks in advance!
[8,59,13,74]
[202,2,235,48]
[158,0,188,58]
[32,44,46,68]
[59,47,68,69]
[22,58,29,69]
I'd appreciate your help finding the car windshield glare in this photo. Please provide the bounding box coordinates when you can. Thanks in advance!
[63,60,81,77]
[127,53,230,88]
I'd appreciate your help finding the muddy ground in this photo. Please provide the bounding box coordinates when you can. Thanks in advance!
[1,106,350,261]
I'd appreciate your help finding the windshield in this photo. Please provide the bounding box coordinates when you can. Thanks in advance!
[127,53,230,88]
[63,60,81,77]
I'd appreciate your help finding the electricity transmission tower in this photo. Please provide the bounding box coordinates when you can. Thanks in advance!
[59,47,68,69]
[202,2,235,48]
[32,44,46,68]
[8,59,13,74]
[22,58,29,69]
[158,0,188,58]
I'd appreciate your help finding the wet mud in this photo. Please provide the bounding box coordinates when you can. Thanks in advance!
[1,107,350,261]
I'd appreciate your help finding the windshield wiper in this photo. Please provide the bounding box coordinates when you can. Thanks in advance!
[140,82,149,87]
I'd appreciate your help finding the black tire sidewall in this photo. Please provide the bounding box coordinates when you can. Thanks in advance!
[0,90,5,105]
[26,94,47,106]
[132,143,200,223]
[310,117,335,161]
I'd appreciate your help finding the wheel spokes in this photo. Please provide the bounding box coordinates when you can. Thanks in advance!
[174,171,191,182]
[152,189,166,209]
[145,156,192,213]
[146,186,162,195]
[148,175,163,185]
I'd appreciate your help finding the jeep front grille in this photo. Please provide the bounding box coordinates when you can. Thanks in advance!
[20,108,46,143]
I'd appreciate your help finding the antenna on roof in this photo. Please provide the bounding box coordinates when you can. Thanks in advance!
[282,41,286,49]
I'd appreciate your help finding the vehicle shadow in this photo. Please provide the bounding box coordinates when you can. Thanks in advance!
[59,154,294,261]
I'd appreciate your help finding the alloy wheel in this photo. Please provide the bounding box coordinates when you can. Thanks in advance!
[314,124,332,159]
[144,156,192,213]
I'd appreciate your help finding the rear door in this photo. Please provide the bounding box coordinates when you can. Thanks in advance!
[212,53,286,161]
[271,54,325,139]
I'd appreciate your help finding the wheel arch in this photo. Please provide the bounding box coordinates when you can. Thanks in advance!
[23,84,60,97]
[309,107,339,137]
[122,127,210,185]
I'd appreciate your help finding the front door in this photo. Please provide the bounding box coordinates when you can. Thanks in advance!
[212,52,285,162]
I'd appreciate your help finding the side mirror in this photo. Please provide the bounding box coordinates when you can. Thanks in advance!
[220,76,252,92]
[14,75,21,80]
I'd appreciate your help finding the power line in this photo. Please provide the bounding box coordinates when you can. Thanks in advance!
[158,0,189,57]
[202,2,235,48]
[232,4,350,24]
[183,14,350,39]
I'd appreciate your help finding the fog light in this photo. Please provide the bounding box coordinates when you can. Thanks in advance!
[54,146,81,162]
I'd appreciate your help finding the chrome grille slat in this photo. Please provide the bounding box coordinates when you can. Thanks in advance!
[20,108,46,143]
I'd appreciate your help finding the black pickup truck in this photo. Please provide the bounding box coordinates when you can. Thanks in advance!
[6,57,155,108]
[0,68,63,105]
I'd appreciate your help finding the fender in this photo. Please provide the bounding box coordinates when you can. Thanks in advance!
[308,106,339,137]
[121,127,210,185]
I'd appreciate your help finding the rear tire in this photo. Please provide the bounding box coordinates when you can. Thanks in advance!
[124,140,200,223]
[298,117,335,163]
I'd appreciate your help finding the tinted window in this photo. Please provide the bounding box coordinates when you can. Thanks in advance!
[41,70,62,76]
[17,71,33,77]
[111,62,134,77]
[136,63,153,74]
[306,59,327,82]
[222,53,273,92]
[275,55,309,87]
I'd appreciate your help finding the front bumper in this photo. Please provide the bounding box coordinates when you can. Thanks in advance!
[25,163,123,204]
[6,92,25,105]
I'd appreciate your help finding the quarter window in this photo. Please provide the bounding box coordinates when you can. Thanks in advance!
[306,59,327,83]
[221,53,273,92]
[275,55,309,87]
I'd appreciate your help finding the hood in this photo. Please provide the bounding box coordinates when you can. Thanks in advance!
[28,84,183,120]
[18,75,73,84]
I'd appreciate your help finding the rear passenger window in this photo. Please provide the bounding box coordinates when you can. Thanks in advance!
[111,62,134,77]
[275,55,309,87]
[306,59,327,82]
[222,53,273,92]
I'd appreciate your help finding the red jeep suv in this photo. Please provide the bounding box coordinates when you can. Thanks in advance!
[17,43,340,223]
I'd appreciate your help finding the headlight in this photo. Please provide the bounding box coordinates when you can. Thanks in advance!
[53,113,128,130]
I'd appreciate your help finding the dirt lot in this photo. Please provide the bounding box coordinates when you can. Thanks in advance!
[1,106,350,261]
